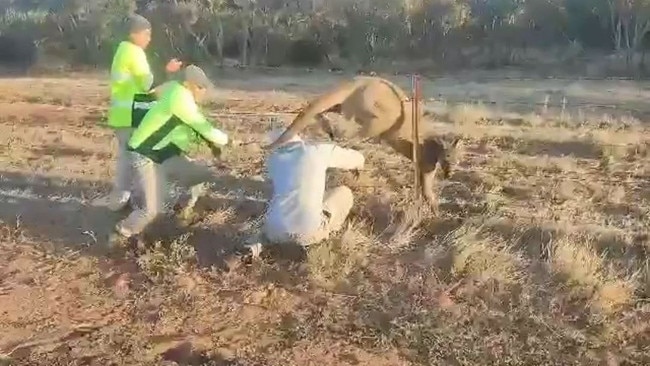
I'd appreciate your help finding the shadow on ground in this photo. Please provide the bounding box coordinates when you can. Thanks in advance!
[438,169,490,216]
[491,135,603,159]
[0,170,113,249]
[0,170,271,255]
[185,194,267,269]
[517,138,603,159]
[30,143,112,161]
[159,340,245,366]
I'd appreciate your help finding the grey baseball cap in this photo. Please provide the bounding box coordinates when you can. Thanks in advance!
[126,14,151,34]
[182,65,215,91]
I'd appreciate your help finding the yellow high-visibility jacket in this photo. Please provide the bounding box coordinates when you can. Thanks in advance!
[107,41,153,129]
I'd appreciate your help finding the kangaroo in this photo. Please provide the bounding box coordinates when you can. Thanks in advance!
[266,76,461,207]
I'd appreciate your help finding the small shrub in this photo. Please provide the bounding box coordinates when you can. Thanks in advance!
[0,34,37,72]
[287,39,327,67]
[137,233,197,281]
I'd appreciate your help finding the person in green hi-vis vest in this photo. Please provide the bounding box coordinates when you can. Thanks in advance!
[114,65,229,239]
[93,13,183,212]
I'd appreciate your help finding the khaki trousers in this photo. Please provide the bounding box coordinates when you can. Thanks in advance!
[112,128,134,195]
[263,185,354,247]
[116,152,214,236]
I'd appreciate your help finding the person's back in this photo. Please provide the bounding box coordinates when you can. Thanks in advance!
[109,40,152,128]
[266,142,331,235]
[264,131,365,245]
[129,78,227,163]
[128,80,193,161]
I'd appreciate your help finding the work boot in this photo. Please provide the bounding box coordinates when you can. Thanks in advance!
[114,220,136,239]
[177,183,208,222]
[92,190,131,212]
[114,209,151,239]
[109,225,144,253]
[242,232,266,259]
[186,183,208,212]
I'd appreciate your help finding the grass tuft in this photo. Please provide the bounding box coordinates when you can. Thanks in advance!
[450,226,526,285]
[550,235,635,314]
[307,221,374,290]
[137,233,197,282]
[380,204,425,251]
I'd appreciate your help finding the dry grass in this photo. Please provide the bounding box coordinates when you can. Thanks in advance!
[380,203,426,251]
[550,235,635,314]
[137,233,198,282]
[450,226,526,286]
[1,71,650,365]
[447,102,494,125]
[307,221,374,290]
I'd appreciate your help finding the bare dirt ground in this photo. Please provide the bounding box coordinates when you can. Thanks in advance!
[1,70,650,365]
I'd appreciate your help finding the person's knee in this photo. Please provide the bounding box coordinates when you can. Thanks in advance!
[334,185,354,205]
[324,185,354,211]
[340,185,353,197]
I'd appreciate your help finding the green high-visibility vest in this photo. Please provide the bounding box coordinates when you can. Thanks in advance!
[107,41,153,129]
[128,81,228,163]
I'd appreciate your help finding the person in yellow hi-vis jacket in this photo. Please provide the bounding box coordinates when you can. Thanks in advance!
[114,65,229,239]
[93,14,182,211]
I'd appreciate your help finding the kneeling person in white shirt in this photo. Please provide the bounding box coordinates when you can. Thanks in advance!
[263,128,365,246]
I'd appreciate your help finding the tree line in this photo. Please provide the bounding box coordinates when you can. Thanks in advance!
[1,0,650,76]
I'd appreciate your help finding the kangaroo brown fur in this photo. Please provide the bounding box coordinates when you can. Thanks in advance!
[266,76,461,207]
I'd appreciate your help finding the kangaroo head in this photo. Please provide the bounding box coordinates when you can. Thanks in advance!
[437,136,462,179]
[421,136,462,179]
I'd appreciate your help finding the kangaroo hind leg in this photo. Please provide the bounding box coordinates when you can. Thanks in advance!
[421,168,438,209]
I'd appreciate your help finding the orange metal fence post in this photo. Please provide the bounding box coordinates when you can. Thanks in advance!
[411,74,422,200]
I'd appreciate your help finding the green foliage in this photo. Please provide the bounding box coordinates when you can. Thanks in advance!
[0,0,650,71]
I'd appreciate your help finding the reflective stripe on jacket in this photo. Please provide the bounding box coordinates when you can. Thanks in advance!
[127,81,228,163]
[108,41,153,128]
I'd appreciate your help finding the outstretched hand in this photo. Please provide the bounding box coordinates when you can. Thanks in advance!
[165,58,183,73]
[209,144,231,170]
[209,144,223,160]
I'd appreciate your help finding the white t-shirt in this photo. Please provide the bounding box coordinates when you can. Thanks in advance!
[265,141,365,236]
